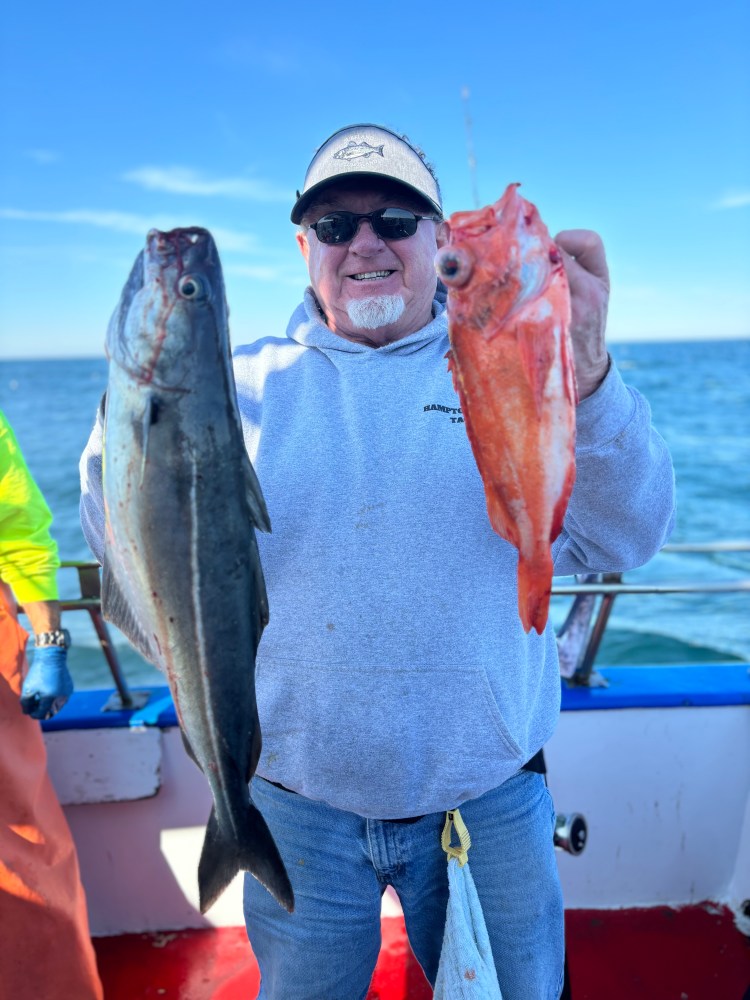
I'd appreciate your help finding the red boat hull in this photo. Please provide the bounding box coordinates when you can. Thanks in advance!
[93,906,750,1000]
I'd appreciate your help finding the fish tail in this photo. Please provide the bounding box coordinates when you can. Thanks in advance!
[198,803,295,914]
[517,551,553,634]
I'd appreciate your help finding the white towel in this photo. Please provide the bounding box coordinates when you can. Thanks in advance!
[433,851,502,998]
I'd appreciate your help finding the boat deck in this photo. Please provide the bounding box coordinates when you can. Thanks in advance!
[92,906,750,1000]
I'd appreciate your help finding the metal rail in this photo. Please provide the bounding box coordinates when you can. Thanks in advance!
[21,545,749,703]
[553,541,750,686]
[661,541,750,553]
[554,581,750,595]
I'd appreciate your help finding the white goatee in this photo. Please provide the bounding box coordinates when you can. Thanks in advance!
[346,295,405,330]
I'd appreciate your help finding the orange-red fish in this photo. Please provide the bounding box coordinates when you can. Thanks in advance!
[435,183,577,633]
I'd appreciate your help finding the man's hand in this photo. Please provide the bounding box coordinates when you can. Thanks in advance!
[554,230,611,400]
[20,646,74,720]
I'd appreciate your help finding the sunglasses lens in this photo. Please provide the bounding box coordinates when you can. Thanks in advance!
[312,209,423,244]
[313,213,355,244]
[373,208,418,240]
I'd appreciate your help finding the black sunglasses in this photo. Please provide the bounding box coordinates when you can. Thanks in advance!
[309,207,441,245]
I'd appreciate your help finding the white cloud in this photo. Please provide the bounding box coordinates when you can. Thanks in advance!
[0,207,256,253]
[711,190,750,210]
[121,166,293,202]
[226,263,304,285]
[24,149,60,164]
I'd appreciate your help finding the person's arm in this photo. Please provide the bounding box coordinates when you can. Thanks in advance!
[0,411,74,719]
[21,599,61,633]
[550,232,676,574]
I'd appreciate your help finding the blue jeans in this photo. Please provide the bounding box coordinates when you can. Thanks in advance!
[243,770,564,1000]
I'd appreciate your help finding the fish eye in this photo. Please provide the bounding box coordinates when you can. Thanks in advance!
[178,274,205,299]
[434,247,473,288]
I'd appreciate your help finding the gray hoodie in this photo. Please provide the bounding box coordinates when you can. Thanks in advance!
[80,291,675,818]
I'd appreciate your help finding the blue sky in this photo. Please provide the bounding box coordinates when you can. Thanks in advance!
[1,0,748,358]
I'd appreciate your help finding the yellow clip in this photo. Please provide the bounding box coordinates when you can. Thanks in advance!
[441,808,471,867]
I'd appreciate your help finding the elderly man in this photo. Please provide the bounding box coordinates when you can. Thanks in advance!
[80,123,675,1000]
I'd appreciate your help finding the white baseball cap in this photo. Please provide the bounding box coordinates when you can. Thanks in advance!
[291,123,443,224]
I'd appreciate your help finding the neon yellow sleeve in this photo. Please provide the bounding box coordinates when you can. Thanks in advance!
[0,410,60,603]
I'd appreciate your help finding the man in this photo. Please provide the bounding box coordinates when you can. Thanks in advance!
[1,409,103,999]
[80,123,675,1000]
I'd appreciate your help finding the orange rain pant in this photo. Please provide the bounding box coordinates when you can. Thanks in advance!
[0,583,103,999]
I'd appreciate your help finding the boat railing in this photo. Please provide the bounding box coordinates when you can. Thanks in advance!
[19,542,750,707]
[555,541,750,687]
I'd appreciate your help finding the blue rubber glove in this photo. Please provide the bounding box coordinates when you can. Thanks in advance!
[20,645,74,720]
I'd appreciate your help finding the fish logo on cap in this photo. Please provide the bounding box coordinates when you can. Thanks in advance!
[290,123,442,224]
[333,140,385,161]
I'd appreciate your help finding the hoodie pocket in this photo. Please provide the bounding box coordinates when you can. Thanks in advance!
[254,658,526,818]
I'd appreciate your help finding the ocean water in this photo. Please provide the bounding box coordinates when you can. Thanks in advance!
[1,339,749,689]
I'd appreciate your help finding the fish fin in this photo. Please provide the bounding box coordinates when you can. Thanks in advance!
[483,486,517,546]
[140,394,159,486]
[550,459,576,541]
[560,317,579,407]
[180,728,200,768]
[556,575,600,678]
[516,551,553,634]
[243,457,271,534]
[517,323,555,418]
[447,348,490,484]
[198,802,294,915]
[101,558,159,665]
[457,390,517,546]
[445,348,456,381]
[242,465,270,629]
[556,575,599,640]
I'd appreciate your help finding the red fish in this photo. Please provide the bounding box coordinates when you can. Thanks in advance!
[435,183,577,633]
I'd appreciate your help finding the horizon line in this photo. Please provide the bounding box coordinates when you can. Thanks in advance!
[3,332,750,363]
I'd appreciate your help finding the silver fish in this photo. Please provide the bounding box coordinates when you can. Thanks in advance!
[556,574,600,679]
[101,227,293,914]
[333,140,385,160]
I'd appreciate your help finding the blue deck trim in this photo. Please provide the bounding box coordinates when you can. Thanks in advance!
[41,664,750,733]
[41,687,179,731]
[561,664,750,710]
